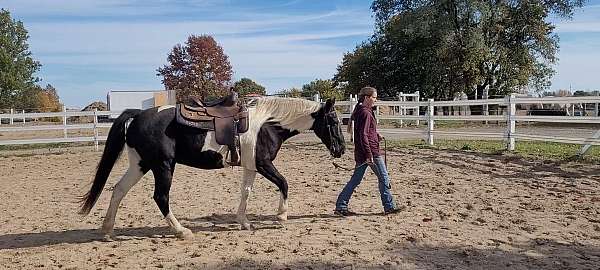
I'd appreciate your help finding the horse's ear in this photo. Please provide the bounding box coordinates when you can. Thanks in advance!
[324,98,335,112]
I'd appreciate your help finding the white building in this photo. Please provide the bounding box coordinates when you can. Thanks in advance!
[107,90,176,116]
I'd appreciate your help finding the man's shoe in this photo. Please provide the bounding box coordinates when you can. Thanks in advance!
[384,206,406,215]
[334,209,357,217]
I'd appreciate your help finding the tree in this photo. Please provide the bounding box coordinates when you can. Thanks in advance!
[157,35,233,101]
[0,9,41,109]
[276,87,302,98]
[233,78,266,96]
[335,0,585,100]
[302,79,344,100]
[556,89,572,97]
[37,84,62,112]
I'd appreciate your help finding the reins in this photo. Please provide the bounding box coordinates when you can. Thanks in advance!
[383,136,387,168]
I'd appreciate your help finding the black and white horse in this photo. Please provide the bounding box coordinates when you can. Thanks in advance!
[80,97,345,240]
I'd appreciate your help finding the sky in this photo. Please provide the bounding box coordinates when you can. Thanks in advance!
[2,0,600,107]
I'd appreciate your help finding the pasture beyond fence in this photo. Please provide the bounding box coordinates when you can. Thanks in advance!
[1,95,599,155]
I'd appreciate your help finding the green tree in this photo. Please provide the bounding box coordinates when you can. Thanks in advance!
[233,78,266,96]
[302,79,344,100]
[0,9,41,109]
[336,0,585,100]
[276,87,302,98]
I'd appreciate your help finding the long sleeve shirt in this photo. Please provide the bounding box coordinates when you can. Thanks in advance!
[351,103,380,165]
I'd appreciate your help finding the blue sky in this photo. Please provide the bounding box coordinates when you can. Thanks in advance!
[2,0,600,107]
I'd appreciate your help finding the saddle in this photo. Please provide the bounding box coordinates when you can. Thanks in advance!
[176,93,249,147]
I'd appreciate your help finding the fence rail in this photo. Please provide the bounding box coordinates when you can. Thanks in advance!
[338,95,600,156]
[1,95,599,155]
[0,106,122,150]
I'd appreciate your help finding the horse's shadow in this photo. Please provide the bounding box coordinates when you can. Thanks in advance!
[0,213,345,250]
[180,212,345,224]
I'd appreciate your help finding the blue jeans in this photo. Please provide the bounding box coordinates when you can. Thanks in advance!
[335,156,396,212]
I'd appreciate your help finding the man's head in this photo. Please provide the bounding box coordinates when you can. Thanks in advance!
[358,87,377,108]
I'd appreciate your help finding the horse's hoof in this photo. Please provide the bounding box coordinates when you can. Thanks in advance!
[102,234,115,242]
[175,228,194,240]
[277,213,288,221]
[241,223,254,231]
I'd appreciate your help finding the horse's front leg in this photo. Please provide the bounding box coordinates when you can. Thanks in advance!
[256,161,289,222]
[237,169,256,230]
[277,193,288,221]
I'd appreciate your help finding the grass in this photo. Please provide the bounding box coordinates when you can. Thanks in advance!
[1,138,599,164]
[385,139,600,163]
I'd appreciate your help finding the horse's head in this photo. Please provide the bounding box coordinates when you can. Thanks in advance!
[311,98,345,158]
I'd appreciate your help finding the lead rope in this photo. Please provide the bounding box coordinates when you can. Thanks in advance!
[383,137,388,168]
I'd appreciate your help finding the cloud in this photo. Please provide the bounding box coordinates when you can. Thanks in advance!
[5,1,374,106]
[555,22,600,33]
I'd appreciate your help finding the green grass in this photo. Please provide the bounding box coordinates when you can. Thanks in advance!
[385,139,600,163]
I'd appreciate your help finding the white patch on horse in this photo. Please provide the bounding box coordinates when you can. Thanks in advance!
[165,212,193,239]
[236,169,257,230]
[239,97,321,170]
[157,105,175,113]
[277,193,288,221]
[101,146,144,239]
[124,118,134,138]
[201,131,227,155]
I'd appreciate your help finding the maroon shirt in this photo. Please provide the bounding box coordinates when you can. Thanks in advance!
[351,103,380,165]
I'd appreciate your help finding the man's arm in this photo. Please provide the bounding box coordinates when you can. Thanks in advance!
[358,110,373,163]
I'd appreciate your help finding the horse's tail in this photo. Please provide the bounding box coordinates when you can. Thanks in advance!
[79,109,142,215]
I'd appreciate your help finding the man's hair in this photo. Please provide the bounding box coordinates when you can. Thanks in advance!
[358,87,377,102]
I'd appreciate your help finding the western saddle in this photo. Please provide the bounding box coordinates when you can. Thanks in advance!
[176,93,249,166]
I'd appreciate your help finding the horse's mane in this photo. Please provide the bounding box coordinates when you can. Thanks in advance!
[252,97,321,131]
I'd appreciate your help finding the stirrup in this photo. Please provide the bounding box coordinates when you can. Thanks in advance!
[225,149,241,167]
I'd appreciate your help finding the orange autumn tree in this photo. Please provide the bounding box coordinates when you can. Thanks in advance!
[36,84,62,112]
[157,35,233,101]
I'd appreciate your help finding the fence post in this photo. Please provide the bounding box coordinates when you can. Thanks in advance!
[22,110,26,124]
[10,108,14,125]
[427,99,434,146]
[399,92,404,127]
[93,109,99,151]
[415,91,420,126]
[506,94,516,151]
[63,105,68,138]
[375,104,380,124]
[349,94,357,142]
[483,86,489,125]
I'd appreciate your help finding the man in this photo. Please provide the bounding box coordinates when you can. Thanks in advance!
[335,87,402,216]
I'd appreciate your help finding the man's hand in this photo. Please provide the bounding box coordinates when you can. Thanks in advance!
[377,134,384,142]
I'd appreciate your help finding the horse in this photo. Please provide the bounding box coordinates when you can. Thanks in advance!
[79,97,345,240]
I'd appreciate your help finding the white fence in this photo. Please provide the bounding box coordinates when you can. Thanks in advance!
[0,107,122,150]
[1,95,599,155]
[336,95,600,156]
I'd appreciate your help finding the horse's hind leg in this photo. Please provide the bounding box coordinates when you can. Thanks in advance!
[152,161,193,240]
[101,147,145,240]
[237,168,256,230]
[256,161,289,222]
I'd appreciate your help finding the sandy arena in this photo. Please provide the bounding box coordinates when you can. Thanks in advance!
[1,141,599,269]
